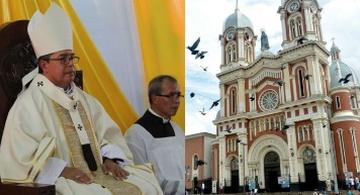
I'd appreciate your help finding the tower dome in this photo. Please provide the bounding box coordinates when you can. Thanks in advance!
[329,41,359,89]
[223,8,253,31]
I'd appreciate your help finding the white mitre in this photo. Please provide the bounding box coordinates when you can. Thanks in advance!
[27,3,73,58]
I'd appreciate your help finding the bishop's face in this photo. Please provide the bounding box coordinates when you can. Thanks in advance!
[39,49,77,88]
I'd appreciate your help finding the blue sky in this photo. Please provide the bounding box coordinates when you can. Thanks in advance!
[185,0,360,135]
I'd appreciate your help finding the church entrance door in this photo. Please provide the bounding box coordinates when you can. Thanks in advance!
[301,148,318,191]
[264,151,281,192]
[303,163,318,190]
[230,157,239,192]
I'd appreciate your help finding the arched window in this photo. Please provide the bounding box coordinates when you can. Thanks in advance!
[289,15,303,40]
[193,155,199,170]
[296,17,303,37]
[229,87,237,115]
[335,96,341,109]
[290,19,296,39]
[226,42,237,64]
[296,67,307,98]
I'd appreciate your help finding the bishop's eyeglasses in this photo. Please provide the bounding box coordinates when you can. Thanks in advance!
[45,55,80,65]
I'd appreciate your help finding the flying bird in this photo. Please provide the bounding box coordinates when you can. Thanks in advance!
[195,51,208,59]
[338,73,352,84]
[304,74,312,80]
[274,80,285,86]
[280,64,286,70]
[224,127,232,133]
[200,66,208,71]
[187,37,200,55]
[209,99,221,110]
[249,95,255,101]
[199,107,206,115]
[196,159,206,166]
[282,123,294,131]
[297,37,308,45]
[190,92,195,98]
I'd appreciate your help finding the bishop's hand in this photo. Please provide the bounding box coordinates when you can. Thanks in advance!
[60,167,92,184]
[102,158,129,181]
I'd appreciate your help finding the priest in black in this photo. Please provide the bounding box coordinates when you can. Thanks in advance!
[125,75,185,195]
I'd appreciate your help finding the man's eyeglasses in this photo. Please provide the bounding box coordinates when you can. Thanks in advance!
[45,55,80,65]
[156,92,184,99]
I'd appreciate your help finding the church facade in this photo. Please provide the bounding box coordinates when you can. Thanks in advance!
[211,0,360,192]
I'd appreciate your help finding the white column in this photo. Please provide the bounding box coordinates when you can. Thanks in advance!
[220,84,226,117]
[237,31,244,61]
[283,63,292,102]
[307,56,323,95]
[312,119,327,181]
[238,78,245,113]
[219,137,226,186]
[280,10,287,42]
[286,125,300,183]
[304,3,313,32]
[220,36,225,65]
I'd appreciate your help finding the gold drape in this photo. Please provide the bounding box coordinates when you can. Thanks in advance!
[134,0,185,127]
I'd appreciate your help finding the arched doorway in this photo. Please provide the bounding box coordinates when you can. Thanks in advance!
[302,148,318,191]
[230,157,239,192]
[264,151,281,192]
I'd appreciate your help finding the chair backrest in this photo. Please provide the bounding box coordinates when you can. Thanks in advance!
[0,20,37,143]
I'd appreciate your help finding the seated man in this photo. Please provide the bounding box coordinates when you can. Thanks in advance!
[125,75,185,195]
[0,4,162,195]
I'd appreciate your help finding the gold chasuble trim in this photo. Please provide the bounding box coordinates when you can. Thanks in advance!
[53,101,142,195]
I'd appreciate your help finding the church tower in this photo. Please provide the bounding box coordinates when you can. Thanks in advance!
[329,41,360,181]
[220,3,257,72]
[278,0,324,49]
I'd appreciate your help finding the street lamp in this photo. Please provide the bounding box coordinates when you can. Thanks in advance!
[237,139,247,193]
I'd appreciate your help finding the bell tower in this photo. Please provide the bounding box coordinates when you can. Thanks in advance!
[220,2,257,71]
[278,0,324,49]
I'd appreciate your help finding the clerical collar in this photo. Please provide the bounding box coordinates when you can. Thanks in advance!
[148,108,170,124]
[135,110,175,138]
[56,82,75,97]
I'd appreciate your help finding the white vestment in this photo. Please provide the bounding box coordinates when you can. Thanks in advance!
[0,74,163,195]
[125,110,185,195]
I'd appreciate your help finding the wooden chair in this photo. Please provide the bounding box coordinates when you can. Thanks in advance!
[0,20,55,195]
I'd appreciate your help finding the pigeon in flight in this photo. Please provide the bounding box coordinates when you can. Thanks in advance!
[195,51,207,59]
[190,92,195,98]
[196,159,206,166]
[187,37,200,55]
[274,80,285,86]
[338,73,352,84]
[199,107,206,115]
[249,95,255,101]
[209,99,221,110]
[200,66,208,71]
[304,74,312,80]
[280,65,286,70]
[224,127,232,133]
[282,123,294,131]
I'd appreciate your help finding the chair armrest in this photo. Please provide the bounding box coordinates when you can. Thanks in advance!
[0,182,55,195]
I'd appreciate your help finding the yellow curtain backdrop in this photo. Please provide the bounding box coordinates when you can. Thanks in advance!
[0,0,137,132]
[134,0,185,128]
